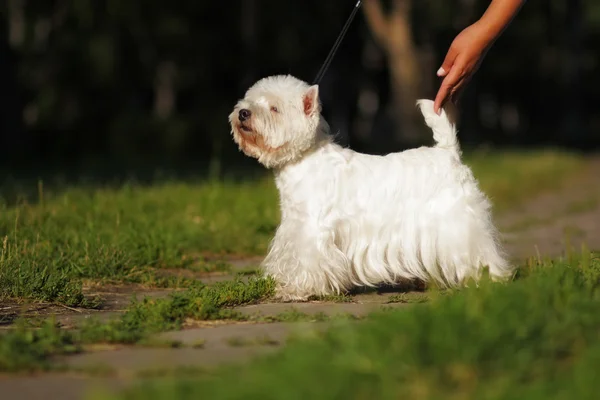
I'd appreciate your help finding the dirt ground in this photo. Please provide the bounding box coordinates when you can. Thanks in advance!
[498,157,600,260]
[1,157,599,399]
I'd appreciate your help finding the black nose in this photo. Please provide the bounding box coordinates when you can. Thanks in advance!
[239,109,251,122]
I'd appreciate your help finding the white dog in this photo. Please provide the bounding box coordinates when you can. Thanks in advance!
[229,74,514,301]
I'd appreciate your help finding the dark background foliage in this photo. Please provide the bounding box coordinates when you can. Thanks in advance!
[0,0,598,179]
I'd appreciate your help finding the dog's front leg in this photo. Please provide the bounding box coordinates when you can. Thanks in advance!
[261,221,350,302]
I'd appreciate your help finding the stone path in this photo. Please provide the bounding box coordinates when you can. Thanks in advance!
[0,294,411,400]
[1,157,600,400]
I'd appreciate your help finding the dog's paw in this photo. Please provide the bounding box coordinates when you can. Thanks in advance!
[274,287,310,303]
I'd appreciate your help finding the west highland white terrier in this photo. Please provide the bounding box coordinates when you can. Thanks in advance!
[229,74,514,301]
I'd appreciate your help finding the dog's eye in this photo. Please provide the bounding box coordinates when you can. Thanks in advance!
[270,106,279,113]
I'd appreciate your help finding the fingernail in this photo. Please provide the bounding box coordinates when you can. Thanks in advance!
[437,67,445,76]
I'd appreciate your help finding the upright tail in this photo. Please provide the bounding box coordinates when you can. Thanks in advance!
[416,99,459,153]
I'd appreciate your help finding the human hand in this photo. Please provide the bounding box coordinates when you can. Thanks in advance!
[433,21,493,114]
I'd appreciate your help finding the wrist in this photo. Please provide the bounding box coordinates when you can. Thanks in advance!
[473,18,503,46]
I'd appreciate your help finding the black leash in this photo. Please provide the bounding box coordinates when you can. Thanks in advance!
[313,0,363,85]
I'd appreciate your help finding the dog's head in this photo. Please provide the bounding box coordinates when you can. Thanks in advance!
[229,75,330,168]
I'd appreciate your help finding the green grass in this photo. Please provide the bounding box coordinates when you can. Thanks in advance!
[0,276,275,372]
[0,150,585,307]
[93,250,600,400]
[0,178,278,306]
[465,149,583,213]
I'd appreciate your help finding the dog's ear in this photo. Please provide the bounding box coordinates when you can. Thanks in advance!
[303,85,320,117]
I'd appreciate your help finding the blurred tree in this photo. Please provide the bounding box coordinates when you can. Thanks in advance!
[362,0,427,145]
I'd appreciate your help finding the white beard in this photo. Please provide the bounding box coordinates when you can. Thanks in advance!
[262,100,513,301]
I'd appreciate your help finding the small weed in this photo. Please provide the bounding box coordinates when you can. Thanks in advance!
[0,318,80,372]
[225,335,279,347]
[386,292,429,304]
[308,293,354,303]
[256,309,359,324]
[137,365,209,380]
[225,337,251,347]
[137,338,184,349]
[255,335,280,346]
[235,268,260,277]
[257,309,330,323]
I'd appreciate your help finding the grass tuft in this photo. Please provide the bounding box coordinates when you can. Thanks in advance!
[0,319,80,373]
[78,276,276,344]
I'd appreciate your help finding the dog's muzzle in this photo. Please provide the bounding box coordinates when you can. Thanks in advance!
[239,109,251,122]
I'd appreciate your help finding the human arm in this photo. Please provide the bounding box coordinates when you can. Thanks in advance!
[433,0,526,114]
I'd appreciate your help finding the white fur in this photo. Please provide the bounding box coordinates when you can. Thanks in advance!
[229,75,514,301]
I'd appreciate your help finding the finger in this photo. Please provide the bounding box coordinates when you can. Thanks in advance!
[449,77,467,104]
[434,67,461,114]
[437,46,458,77]
[449,72,474,106]
[434,79,453,115]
